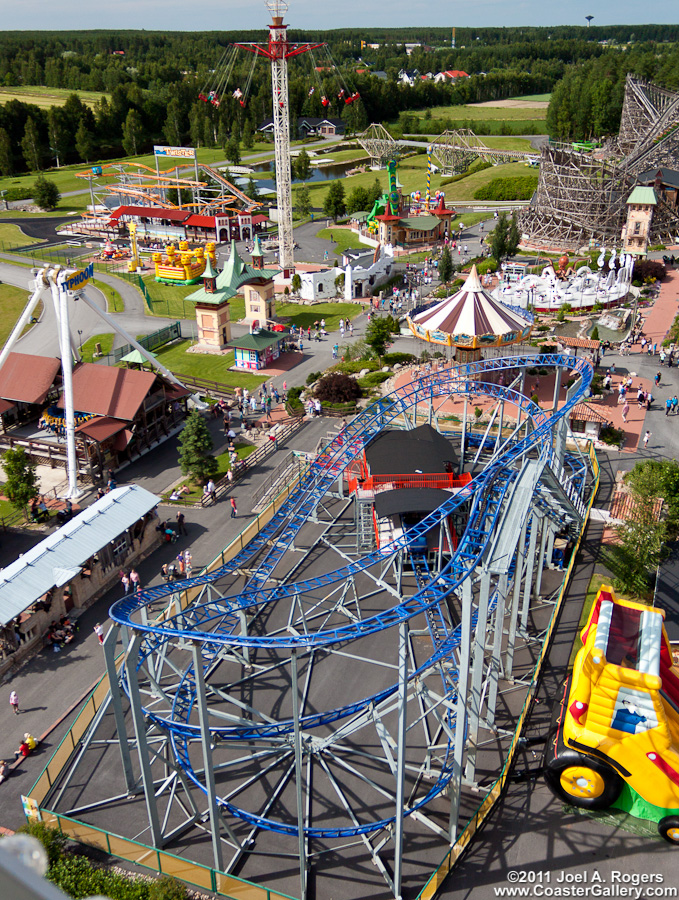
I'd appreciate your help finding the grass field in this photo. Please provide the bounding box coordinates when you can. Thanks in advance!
[153,339,267,390]
[513,93,552,102]
[79,333,115,364]
[0,85,109,110]
[0,282,39,345]
[410,104,548,121]
[89,277,124,313]
[302,151,531,209]
[315,228,366,254]
[143,275,246,321]
[0,222,44,248]
[276,301,359,331]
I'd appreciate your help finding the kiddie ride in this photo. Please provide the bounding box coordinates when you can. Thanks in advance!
[544,586,679,843]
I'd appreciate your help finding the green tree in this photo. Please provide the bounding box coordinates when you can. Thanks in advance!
[21,116,44,172]
[178,411,219,485]
[334,273,345,295]
[46,107,67,169]
[3,447,39,517]
[346,186,370,215]
[291,272,302,293]
[122,109,144,156]
[0,127,14,176]
[163,97,183,147]
[75,118,95,163]
[439,245,454,284]
[367,178,383,206]
[294,149,311,180]
[244,175,259,201]
[242,119,255,150]
[489,211,511,263]
[323,180,346,221]
[365,317,394,362]
[225,136,241,166]
[33,175,60,210]
[295,183,311,218]
[507,213,521,257]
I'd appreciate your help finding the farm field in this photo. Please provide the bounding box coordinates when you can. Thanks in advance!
[410,104,548,121]
[0,85,109,109]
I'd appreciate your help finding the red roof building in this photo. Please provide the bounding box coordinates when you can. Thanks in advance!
[0,352,61,405]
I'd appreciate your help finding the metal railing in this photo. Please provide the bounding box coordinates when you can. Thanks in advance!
[201,416,307,506]
[416,443,600,900]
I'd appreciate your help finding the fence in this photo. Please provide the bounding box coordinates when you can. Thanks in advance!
[416,442,600,900]
[106,321,182,364]
[27,478,308,900]
[202,415,307,506]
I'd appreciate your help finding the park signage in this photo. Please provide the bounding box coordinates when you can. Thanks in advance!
[61,262,94,293]
[154,146,195,158]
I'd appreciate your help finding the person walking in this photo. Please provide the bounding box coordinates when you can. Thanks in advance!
[9,690,19,715]
[176,510,187,535]
[666,397,672,416]
[230,497,237,519]
[120,571,130,595]
[129,569,140,592]
[93,623,104,645]
[621,401,629,423]
[672,395,678,415]
[655,371,661,387]
[643,430,651,449]
[183,549,192,578]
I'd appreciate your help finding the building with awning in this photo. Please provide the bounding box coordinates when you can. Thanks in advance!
[0,485,162,675]
[0,352,61,429]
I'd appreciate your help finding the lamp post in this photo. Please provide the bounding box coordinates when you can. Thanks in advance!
[77,329,83,352]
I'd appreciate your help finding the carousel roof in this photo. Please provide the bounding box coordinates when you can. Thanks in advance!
[410,266,532,340]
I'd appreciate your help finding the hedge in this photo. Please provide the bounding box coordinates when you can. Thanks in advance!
[473,174,538,201]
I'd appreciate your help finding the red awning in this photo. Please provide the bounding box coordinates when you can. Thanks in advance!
[75,416,126,443]
[0,399,15,414]
[165,384,191,400]
[184,214,216,228]
[112,429,134,451]
[109,206,192,224]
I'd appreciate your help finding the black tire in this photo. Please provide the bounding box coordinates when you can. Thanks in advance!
[658,816,679,844]
[544,750,623,810]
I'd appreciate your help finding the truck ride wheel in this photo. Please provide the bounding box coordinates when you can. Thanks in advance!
[544,752,622,810]
[658,816,679,845]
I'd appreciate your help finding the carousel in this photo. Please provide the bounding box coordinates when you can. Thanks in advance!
[407,265,534,364]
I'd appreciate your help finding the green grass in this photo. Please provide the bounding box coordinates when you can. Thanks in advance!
[161,443,258,502]
[512,93,552,102]
[0,222,44,248]
[0,85,109,109]
[79,333,114,363]
[142,275,246,321]
[315,228,366,254]
[89,276,124,313]
[308,148,370,165]
[0,282,41,345]
[153,339,267,390]
[276,301,359,331]
[410,104,548,121]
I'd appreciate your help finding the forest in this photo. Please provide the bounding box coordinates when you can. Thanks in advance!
[1,24,679,175]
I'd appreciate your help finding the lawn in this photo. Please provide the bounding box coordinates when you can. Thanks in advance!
[302,152,531,209]
[315,227,366,254]
[276,301,360,331]
[161,443,257,502]
[410,104,548,121]
[142,275,245,321]
[153,339,267,390]
[79,333,115,363]
[0,86,109,110]
[0,282,43,344]
[0,222,44,249]
[90,276,124,313]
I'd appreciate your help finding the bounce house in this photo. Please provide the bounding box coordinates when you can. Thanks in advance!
[153,242,217,285]
[544,586,679,843]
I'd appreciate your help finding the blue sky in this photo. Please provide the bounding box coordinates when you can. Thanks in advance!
[3,1,678,32]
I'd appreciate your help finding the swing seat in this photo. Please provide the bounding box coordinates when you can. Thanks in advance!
[321,98,329,107]
[279,101,285,108]
[344,97,353,105]
[198,93,207,102]
[212,100,220,108]
[240,100,246,108]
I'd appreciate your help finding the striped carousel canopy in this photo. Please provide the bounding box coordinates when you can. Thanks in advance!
[408,265,533,348]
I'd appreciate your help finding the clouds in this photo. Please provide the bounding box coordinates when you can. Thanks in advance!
[2,0,677,31]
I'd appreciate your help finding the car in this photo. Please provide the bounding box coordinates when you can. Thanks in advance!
[544,586,679,843]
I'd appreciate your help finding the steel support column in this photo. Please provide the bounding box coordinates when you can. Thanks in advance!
[393,620,409,900]
[465,570,490,782]
[449,577,472,840]
[103,625,135,793]
[291,649,307,900]
[192,642,224,871]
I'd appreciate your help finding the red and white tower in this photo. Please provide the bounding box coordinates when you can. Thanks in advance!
[237,3,323,278]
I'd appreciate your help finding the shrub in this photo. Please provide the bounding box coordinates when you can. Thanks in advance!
[473,174,538,201]
[287,386,303,401]
[599,424,624,446]
[306,371,322,385]
[358,371,391,387]
[382,351,415,365]
[539,344,557,354]
[632,259,666,283]
[148,875,188,900]
[315,372,362,404]
[17,823,67,867]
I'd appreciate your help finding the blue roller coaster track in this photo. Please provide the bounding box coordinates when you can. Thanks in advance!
[109,354,594,839]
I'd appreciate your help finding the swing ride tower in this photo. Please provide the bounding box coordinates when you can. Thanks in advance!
[235,2,324,277]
